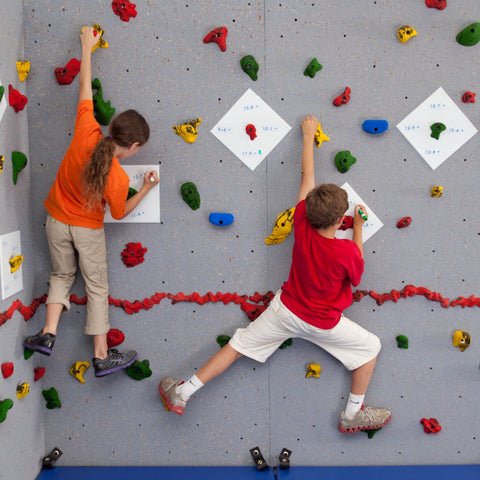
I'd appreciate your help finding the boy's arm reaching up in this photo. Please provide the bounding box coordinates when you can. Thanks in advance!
[298,115,318,203]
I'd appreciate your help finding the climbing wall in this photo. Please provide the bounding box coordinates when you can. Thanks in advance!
[0,2,46,479]
[1,0,478,475]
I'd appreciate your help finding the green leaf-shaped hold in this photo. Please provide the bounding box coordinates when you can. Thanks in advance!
[304,58,323,78]
[92,78,116,125]
[181,182,201,210]
[125,359,152,380]
[42,387,61,409]
[456,22,480,46]
[0,398,14,423]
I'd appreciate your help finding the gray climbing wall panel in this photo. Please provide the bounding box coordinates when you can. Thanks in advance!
[11,0,480,472]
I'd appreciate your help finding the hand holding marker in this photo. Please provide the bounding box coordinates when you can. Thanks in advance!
[358,207,368,221]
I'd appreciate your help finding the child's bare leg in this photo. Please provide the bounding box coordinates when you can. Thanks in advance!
[92,334,108,359]
[196,343,243,384]
[350,355,377,395]
[43,303,63,335]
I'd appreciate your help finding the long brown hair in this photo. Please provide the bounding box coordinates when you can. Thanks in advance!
[82,110,150,210]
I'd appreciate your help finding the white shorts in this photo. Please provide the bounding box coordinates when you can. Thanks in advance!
[229,291,381,371]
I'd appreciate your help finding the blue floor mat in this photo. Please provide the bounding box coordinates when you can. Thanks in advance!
[36,464,480,480]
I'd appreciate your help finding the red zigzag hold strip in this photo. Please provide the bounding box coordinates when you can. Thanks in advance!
[2,287,480,328]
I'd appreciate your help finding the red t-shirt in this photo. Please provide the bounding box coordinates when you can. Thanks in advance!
[280,199,364,329]
[44,99,129,229]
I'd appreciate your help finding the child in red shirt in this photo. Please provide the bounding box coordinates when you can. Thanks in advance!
[159,116,391,434]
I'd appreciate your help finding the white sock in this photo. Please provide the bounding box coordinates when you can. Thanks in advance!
[344,393,365,419]
[176,374,204,400]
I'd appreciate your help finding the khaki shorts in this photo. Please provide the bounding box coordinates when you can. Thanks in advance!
[229,291,381,371]
[45,214,110,335]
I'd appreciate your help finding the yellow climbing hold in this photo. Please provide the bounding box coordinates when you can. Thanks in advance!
[9,255,23,273]
[82,24,109,52]
[397,25,417,44]
[0,155,4,173]
[70,361,90,383]
[16,382,30,399]
[16,61,30,82]
[314,122,330,147]
[265,207,295,245]
[173,118,202,144]
[305,363,321,378]
[452,330,470,352]
[431,186,443,198]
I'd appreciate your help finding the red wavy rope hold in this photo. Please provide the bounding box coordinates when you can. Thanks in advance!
[2,287,480,328]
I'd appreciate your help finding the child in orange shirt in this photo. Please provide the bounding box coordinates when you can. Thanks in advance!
[24,27,159,377]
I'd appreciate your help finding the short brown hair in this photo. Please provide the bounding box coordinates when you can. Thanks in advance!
[305,184,349,229]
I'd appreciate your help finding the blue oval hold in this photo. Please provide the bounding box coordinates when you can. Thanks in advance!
[209,213,234,227]
[362,120,389,134]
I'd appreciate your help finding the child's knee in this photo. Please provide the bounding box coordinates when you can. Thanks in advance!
[372,334,381,355]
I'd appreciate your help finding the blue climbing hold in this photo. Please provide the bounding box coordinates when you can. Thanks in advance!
[362,120,388,134]
[209,213,234,226]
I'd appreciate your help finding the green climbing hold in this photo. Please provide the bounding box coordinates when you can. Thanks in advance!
[216,334,231,348]
[42,387,61,409]
[335,151,356,174]
[0,85,4,102]
[125,359,152,380]
[240,55,259,81]
[92,78,116,125]
[430,122,446,140]
[24,347,34,360]
[127,187,137,200]
[364,427,382,438]
[181,182,201,210]
[12,151,28,185]
[304,58,323,78]
[0,398,14,423]
[279,338,293,350]
[456,22,480,46]
[396,335,409,349]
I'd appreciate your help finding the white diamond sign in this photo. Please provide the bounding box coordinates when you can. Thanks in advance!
[396,87,477,170]
[210,89,291,171]
[336,183,383,243]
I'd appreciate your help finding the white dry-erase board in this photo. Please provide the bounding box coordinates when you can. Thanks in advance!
[104,165,160,223]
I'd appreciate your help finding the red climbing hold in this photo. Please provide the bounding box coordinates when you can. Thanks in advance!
[8,84,27,113]
[1,362,14,379]
[462,91,476,103]
[203,26,228,51]
[420,418,442,434]
[107,328,125,348]
[54,58,81,85]
[352,290,369,302]
[396,217,411,229]
[121,242,147,268]
[425,0,447,10]
[241,302,267,321]
[246,124,257,140]
[70,293,87,305]
[111,0,138,22]
[333,87,351,107]
[339,215,353,230]
[34,366,46,382]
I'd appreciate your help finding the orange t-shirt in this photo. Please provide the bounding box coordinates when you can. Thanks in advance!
[44,99,129,229]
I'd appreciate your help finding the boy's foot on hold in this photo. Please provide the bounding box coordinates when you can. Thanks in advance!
[158,376,187,415]
[338,405,392,434]
[24,331,56,356]
[93,348,137,377]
